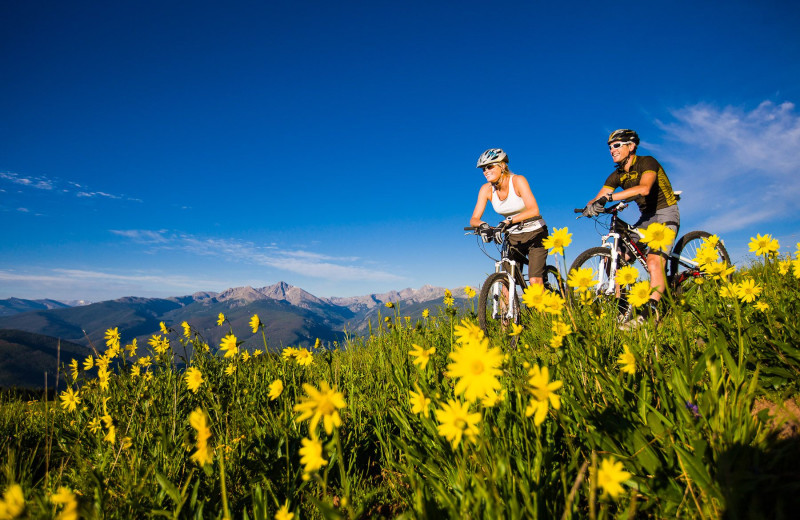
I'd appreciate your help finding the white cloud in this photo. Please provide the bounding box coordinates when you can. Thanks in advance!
[109,229,171,243]
[654,100,800,232]
[111,229,403,282]
[0,171,138,202]
[0,171,54,190]
[0,268,230,294]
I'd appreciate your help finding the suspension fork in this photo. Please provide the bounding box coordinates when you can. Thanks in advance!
[599,232,621,295]
[493,257,519,320]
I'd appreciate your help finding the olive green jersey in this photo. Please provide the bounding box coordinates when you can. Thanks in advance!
[603,155,677,214]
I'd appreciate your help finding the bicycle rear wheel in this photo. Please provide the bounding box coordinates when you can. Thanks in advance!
[669,230,732,292]
[478,272,520,341]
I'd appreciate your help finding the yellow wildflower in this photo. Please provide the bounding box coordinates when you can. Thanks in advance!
[702,260,736,280]
[249,314,261,333]
[184,367,204,393]
[51,486,78,520]
[481,389,506,408]
[453,319,484,343]
[522,283,546,311]
[548,334,564,349]
[543,227,572,256]
[435,399,481,448]
[217,312,226,326]
[189,408,214,466]
[125,338,138,356]
[88,417,102,434]
[422,309,430,318]
[551,320,572,337]
[464,286,476,298]
[567,266,596,292]
[719,283,737,299]
[275,502,294,520]
[59,388,81,413]
[69,359,79,381]
[294,349,313,366]
[408,385,431,417]
[616,265,639,286]
[268,379,284,401]
[385,301,394,308]
[541,290,565,315]
[293,381,347,435]
[508,323,524,337]
[446,334,503,402]
[181,321,191,338]
[749,233,780,257]
[595,456,632,499]
[617,345,635,375]
[0,484,25,519]
[639,222,676,252]
[409,343,436,370]
[299,437,327,476]
[219,333,239,358]
[101,414,115,443]
[159,321,169,335]
[778,258,792,275]
[525,365,562,426]
[627,280,652,308]
[755,301,769,312]
[104,327,120,349]
[224,364,237,376]
[736,279,762,303]
[443,295,454,307]
[83,355,94,371]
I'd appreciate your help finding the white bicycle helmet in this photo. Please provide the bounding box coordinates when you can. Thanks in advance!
[476,148,508,168]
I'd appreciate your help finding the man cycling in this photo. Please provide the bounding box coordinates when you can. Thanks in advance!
[583,129,680,323]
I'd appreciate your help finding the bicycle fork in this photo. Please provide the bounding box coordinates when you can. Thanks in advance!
[492,259,519,321]
[598,233,621,296]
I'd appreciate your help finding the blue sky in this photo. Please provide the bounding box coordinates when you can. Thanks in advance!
[2,0,800,302]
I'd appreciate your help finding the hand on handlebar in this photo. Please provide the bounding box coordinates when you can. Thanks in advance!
[581,195,609,217]
[498,217,513,232]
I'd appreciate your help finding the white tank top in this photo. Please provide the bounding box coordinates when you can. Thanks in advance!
[491,175,526,217]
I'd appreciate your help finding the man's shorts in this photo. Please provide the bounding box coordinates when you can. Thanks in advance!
[506,226,548,279]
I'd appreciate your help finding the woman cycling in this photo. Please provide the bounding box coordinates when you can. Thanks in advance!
[470,148,548,286]
[583,129,680,319]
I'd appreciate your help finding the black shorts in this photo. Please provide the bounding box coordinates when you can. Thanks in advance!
[506,226,548,279]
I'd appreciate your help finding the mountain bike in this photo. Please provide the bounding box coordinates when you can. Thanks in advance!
[465,223,564,341]
[568,199,731,307]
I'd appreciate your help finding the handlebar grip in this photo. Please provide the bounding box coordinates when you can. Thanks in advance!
[574,208,585,213]
[464,227,476,231]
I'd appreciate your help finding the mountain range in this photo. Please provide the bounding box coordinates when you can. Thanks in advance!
[0,282,465,389]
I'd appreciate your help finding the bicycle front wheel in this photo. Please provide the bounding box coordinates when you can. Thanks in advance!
[478,272,520,339]
[669,230,732,291]
[568,247,618,301]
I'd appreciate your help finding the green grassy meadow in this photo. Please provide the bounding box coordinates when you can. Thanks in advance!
[2,233,800,519]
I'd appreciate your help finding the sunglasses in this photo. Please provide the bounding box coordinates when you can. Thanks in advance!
[609,142,631,150]
[482,164,499,172]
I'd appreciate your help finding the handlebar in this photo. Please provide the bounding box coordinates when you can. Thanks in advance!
[574,201,629,216]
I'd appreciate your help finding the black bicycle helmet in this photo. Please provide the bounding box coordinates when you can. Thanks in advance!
[607,129,640,145]
[476,148,509,168]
